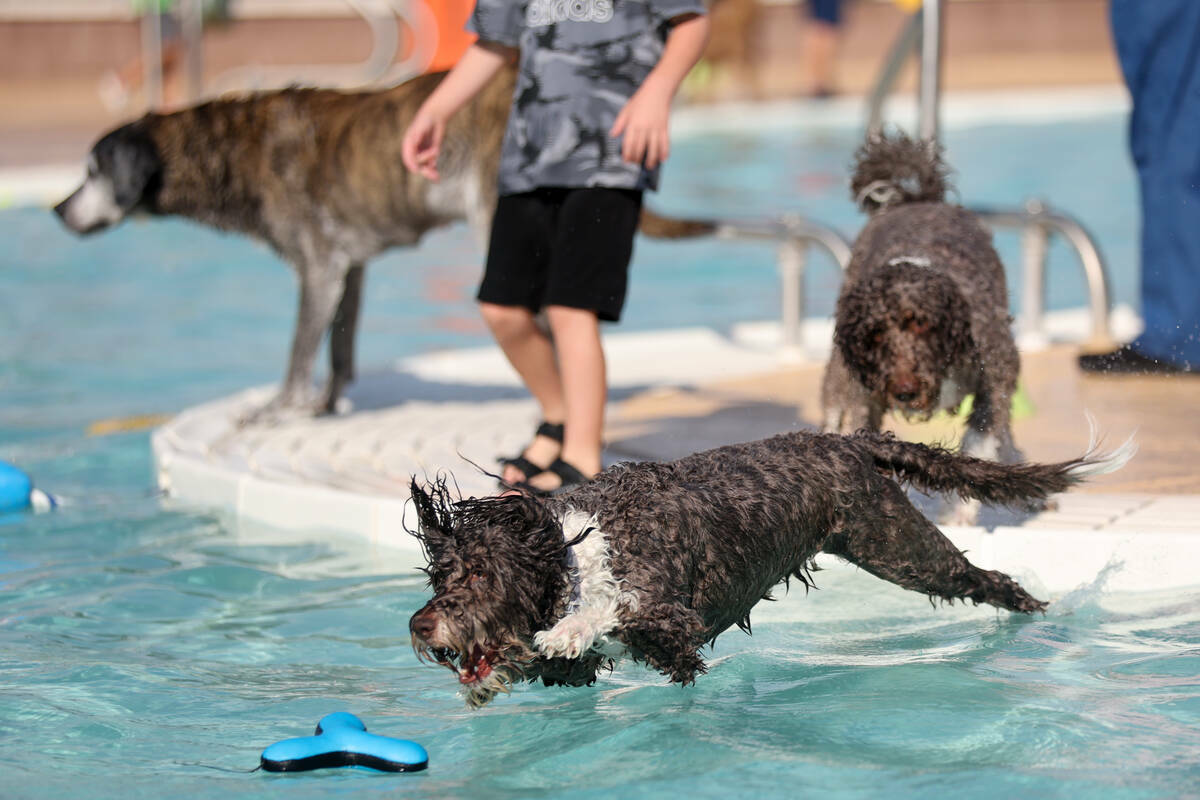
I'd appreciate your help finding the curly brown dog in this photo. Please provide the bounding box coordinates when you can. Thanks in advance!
[408,429,1131,707]
[821,132,1022,523]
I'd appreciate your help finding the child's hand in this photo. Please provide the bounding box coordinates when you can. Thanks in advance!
[610,77,673,169]
[402,108,446,182]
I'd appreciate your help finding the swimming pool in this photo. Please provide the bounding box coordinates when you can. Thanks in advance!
[4,104,1196,798]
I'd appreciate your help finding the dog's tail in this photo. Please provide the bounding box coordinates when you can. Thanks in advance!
[850,130,951,214]
[637,207,717,239]
[858,423,1136,507]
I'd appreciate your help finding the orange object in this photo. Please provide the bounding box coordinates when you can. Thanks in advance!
[420,0,477,73]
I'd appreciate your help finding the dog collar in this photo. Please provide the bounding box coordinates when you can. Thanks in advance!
[856,179,903,209]
[887,255,934,269]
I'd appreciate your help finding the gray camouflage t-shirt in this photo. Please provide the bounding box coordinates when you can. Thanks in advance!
[468,0,705,194]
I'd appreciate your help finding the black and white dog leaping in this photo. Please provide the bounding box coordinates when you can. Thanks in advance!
[408,429,1132,707]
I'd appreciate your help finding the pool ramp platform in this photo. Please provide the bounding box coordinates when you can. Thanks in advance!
[153,312,1200,598]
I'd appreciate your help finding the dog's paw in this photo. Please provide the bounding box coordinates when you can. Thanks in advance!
[236,390,323,428]
[534,615,601,660]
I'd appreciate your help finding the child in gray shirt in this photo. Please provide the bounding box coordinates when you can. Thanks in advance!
[403,0,709,494]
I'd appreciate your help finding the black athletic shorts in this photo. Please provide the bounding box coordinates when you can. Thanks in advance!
[477,186,644,322]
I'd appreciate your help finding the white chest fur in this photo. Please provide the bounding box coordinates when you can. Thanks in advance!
[533,509,636,661]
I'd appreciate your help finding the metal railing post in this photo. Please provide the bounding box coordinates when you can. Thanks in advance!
[140,9,164,109]
[779,238,807,359]
[180,0,205,104]
[866,8,923,136]
[1019,200,1050,346]
[707,215,851,360]
[918,0,944,142]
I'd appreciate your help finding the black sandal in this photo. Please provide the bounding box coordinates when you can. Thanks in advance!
[517,458,591,497]
[499,421,564,481]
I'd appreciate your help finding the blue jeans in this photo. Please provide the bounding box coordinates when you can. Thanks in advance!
[1110,0,1200,367]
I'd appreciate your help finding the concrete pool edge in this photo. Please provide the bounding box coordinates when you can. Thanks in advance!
[151,315,1200,597]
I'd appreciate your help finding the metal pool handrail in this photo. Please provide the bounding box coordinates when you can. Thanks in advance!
[186,0,432,101]
[972,200,1116,351]
[698,199,1117,361]
[705,215,853,359]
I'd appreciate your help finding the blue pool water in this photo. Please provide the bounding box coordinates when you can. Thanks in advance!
[4,110,1197,798]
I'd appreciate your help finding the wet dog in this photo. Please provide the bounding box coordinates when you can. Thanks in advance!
[408,428,1131,707]
[821,132,1022,522]
[54,67,712,423]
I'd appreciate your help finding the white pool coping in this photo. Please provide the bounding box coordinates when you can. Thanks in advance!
[153,313,1200,598]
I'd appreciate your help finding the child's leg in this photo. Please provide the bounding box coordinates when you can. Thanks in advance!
[526,187,642,492]
[476,191,564,484]
[521,305,606,491]
[479,302,565,483]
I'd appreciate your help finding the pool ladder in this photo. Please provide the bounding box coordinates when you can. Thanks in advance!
[144,0,435,105]
[712,0,1116,359]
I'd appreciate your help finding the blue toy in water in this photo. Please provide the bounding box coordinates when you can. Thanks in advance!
[260,713,428,773]
[0,461,56,514]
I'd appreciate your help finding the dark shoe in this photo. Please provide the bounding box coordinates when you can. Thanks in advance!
[499,421,564,482]
[516,458,592,498]
[1078,345,1194,375]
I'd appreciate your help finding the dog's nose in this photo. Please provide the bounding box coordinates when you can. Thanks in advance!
[409,609,438,640]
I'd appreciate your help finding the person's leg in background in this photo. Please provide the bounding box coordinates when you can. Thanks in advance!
[537,305,606,486]
[522,187,643,493]
[803,0,842,99]
[480,303,567,483]
[478,191,567,486]
[1082,0,1200,373]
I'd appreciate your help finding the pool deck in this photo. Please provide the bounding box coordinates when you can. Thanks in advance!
[153,312,1200,596]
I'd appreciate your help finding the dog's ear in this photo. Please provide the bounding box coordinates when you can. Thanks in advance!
[929,280,975,367]
[944,304,975,365]
[407,479,455,556]
[833,280,882,383]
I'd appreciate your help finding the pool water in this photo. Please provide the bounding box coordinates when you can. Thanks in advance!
[4,110,1196,798]
[2,528,1197,799]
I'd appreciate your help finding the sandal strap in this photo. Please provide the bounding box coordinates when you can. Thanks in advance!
[499,455,547,480]
[513,459,593,498]
[535,421,565,443]
[546,458,590,489]
[497,422,565,487]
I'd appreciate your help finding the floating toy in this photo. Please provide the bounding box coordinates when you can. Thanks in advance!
[260,712,428,773]
[0,461,56,514]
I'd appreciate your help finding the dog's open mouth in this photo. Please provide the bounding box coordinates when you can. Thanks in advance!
[425,644,500,685]
[897,402,936,421]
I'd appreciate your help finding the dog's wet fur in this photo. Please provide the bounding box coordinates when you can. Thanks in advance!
[409,429,1132,707]
[54,67,713,423]
[822,132,1023,507]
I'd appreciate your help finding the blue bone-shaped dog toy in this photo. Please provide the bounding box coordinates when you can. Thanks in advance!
[260,712,428,773]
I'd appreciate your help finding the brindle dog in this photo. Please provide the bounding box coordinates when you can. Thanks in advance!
[55,67,712,422]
